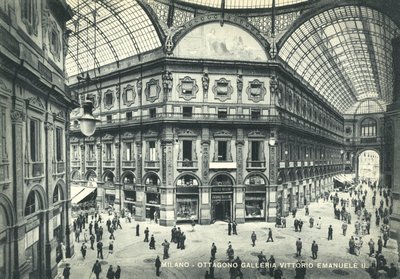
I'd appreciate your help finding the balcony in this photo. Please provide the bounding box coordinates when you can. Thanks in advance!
[122,160,136,169]
[144,160,160,170]
[360,137,377,144]
[103,160,115,168]
[177,160,198,171]
[246,160,266,170]
[53,162,65,174]
[86,160,97,167]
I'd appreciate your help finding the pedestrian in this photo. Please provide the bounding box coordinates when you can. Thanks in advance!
[383,231,389,247]
[150,234,156,249]
[226,244,234,262]
[233,220,238,235]
[342,222,348,236]
[117,218,122,229]
[368,239,375,256]
[211,243,217,260]
[267,228,274,242]
[90,234,95,250]
[106,265,114,279]
[377,236,383,254]
[316,217,322,229]
[89,221,93,235]
[309,217,314,228]
[155,255,161,276]
[136,223,140,237]
[274,267,283,279]
[75,230,80,242]
[171,226,176,243]
[162,239,170,259]
[228,221,232,235]
[298,219,303,232]
[296,238,302,256]
[209,258,215,279]
[63,263,71,279]
[97,241,103,259]
[115,265,121,279]
[191,219,196,232]
[349,236,355,255]
[180,232,186,249]
[387,263,398,278]
[144,227,149,242]
[311,241,318,259]
[328,225,333,240]
[204,271,210,279]
[92,260,102,279]
[108,239,114,255]
[251,231,257,247]
[80,242,87,259]
[268,255,275,276]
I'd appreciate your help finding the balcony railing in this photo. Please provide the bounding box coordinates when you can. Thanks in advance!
[246,160,266,169]
[71,160,80,167]
[177,160,198,170]
[103,160,115,168]
[122,160,136,169]
[86,160,97,167]
[144,160,160,170]
[360,137,377,144]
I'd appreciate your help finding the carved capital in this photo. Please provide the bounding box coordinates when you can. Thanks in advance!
[44,122,54,131]
[11,110,26,122]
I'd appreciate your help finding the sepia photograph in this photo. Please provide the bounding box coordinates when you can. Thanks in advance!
[0,0,400,278]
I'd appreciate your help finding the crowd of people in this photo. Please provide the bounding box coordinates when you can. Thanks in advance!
[61,180,398,279]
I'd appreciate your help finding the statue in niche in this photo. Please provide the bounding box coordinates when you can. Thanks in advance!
[162,71,173,93]
[237,74,243,92]
[202,73,209,91]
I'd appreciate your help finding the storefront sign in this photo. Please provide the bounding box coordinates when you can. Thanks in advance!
[212,187,232,192]
[146,186,159,193]
[176,186,199,194]
[124,184,135,191]
[212,194,232,201]
[245,185,265,192]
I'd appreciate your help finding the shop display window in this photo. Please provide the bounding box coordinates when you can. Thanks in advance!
[176,199,198,220]
[245,199,264,218]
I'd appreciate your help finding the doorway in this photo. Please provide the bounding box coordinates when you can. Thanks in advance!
[212,201,231,221]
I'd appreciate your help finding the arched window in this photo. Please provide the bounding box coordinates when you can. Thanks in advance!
[210,174,233,186]
[53,184,63,204]
[122,172,136,185]
[144,173,160,186]
[176,175,199,186]
[25,191,39,216]
[361,118,377,137]
[103,171,115,182]
[244,174,266,185]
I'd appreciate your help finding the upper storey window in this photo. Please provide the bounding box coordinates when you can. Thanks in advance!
[21,0,38,36]
[30,119,41,162]
[361,118,377,137]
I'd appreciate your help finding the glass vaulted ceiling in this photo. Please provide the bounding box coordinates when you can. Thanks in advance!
[279,6,400,113]
[65,0,162,77]
[179,0,307,9]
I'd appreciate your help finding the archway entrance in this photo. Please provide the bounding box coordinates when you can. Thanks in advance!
[210,174,234,222]
[358,150,380,184]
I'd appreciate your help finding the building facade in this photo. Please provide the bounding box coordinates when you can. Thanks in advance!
[0,0,77,278]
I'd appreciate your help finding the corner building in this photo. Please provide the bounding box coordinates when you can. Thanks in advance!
[0,0,77,278]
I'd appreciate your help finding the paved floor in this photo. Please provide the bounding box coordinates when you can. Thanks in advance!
[59,186,398,279]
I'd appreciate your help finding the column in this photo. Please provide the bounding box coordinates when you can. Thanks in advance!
[64,116,73,258]
[159,126,175,226]
[282,185,289,217]
[200,128,211,224]
[267,133,278,222]
[134,140,145,221]
[10,100,25,279]
[114,142,122,211]
[96,142,104,209]
[298,180,304,208]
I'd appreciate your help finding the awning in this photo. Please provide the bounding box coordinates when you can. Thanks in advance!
[72,187,96,204]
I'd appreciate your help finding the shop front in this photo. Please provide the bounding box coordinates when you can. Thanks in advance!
[210,174,234,222]
[122,171,136,214]
[144,173,161,220]
[176,174,199,222]
[244,173,267,220]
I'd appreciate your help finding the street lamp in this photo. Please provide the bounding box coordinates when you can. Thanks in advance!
[268,138,276,146]
[78,100,100,137]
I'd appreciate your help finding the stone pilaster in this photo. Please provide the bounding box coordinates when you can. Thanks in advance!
[266,185,277,222]
[96,142,104,209]
[200,127,211,224]
[282,186,289,217]
[134,140,145,221]
[235,128,245,223]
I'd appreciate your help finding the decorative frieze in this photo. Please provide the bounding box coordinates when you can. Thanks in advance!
[246,79,266,103]
[212,78,233,102]
[177,76,199,101]
[145,79,161,103]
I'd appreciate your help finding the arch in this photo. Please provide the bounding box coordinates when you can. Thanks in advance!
[174,172,201,187]
[52,180,65,204]
[303,168,310,178]
[277,1,400,49]
[24,185,48,216]
[143,172,161,186]
[121,170,136,184]
[71,170,81,181]
[172,15,270,59]
[277,170,287,185]
[85,169,97,181]
[210,172,236,186]
[287,169,296,182]
[0,194,16,228]
[243,172,269,186]
[296,169,303,180]
[357,149,380,182]
[102,170,115,182]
